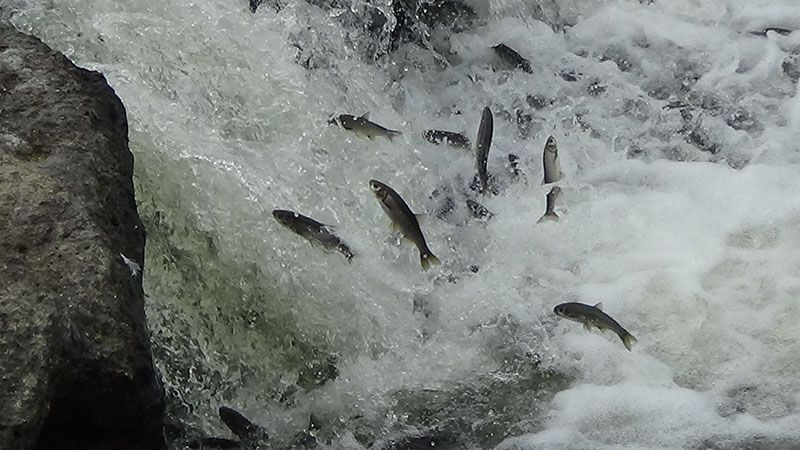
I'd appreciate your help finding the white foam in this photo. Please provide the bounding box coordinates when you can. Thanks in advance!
[10,0,800,447]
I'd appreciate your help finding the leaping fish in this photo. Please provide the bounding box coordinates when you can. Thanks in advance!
[542,135,564,184]
[370,179,440,270]
[329,112,402,140]
[475,107,494,194]
[272,209,354,262]
[554,302,637,351]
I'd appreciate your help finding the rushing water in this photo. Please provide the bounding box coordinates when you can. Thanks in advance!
[6,0,800,448]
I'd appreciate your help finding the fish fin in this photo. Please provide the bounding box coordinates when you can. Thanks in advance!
[594,302,603,310]
[420,252,441,270]
[389,221,400,231]
[583,322,592,331]
[622,333,637,351]
[360,112,370,119]
[537,212,559,223]
[415,213,428,224]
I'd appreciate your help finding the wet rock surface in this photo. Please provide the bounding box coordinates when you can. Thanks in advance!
[0,25,165,449]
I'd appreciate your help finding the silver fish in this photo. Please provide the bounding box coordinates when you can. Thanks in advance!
[120,253,141,277]
[369,179,440,270]
[475,107,493,194]
[537,186,561,223]
[423,129,471,149]
[272,209,354,261]
[553,302,637,351]
[330,112,402,140]
[542,135,564,184]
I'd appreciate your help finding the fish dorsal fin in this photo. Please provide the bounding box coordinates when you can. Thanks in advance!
[360,112,370,120]
[415,213,427,224]
[594,302,603,310]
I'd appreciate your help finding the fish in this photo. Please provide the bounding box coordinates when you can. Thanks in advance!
[492,43,533,74]
[475,107,493,194]
[330,112,402,140]
[218,406,269,442]
[272,209,354,262]
[553,302,637,351]
[537,186,561,223]
[120,253,141,277]
[542,135,564,184]
[369,179,440,270]
[423,129,471,149]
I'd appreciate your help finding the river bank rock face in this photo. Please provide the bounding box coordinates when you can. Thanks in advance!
[0,24,165,450]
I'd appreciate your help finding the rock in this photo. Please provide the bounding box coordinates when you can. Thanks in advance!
[559,69,582,82]
[782,53,800,82]
[726,107,759,132]
[525,94,551,110]
[600,45,636,72]
[0,25,165,449]
[296,0,477,59]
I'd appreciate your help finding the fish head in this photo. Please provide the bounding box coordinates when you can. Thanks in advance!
[553,303,576,319]
[369,179,389,200]
[338,114,357,129]
[272,209,297,225]
[545,136,558,153]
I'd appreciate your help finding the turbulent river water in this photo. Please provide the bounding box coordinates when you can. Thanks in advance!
[6,0,800,448]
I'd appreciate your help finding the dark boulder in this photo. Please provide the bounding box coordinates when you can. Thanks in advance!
[0,25,165,449]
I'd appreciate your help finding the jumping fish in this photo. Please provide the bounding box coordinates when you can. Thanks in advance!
[370,179,440,270]
[542,135,564,184]
[330,113,402,140]
[475,107,494,194]
[272,209,354,262]
[553,302,637,351]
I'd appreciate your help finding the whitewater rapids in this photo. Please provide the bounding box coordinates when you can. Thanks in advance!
[7,0,800,448]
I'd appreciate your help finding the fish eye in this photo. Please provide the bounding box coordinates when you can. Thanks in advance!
[369,181,381,192]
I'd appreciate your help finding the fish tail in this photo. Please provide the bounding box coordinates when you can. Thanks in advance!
[621,332,638,351]
[537,212,559,223]
[420,251,441,270]
[387,130,403,140]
